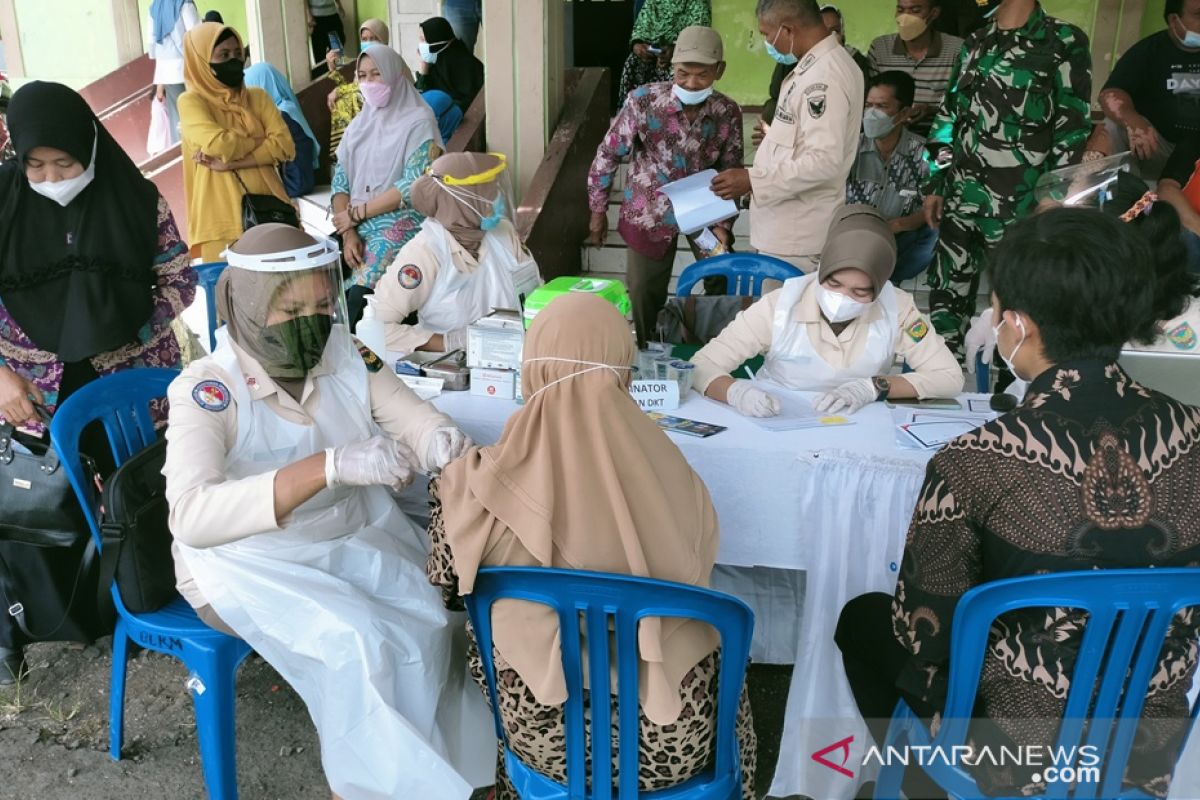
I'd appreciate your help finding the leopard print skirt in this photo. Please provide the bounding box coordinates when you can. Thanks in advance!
[425,480,757,799]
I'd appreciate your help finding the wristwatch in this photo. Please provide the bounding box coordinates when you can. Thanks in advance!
[873,376,891,401]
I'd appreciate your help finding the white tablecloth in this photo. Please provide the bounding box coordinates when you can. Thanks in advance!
[432,390,936,799]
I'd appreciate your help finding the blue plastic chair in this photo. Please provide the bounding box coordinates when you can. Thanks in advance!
[465,567,754,799]
[193,261,227,352]
[875,569,1200,800]
[49,367,252,800]
[675,253,803,298]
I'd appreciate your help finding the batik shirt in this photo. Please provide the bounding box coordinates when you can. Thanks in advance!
[924,5,1092,216]
[892,359,1200,797]
[587,82,743,260]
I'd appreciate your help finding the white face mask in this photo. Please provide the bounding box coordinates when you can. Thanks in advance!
[817,285,871,323]
[523,357,632,401]
[418,40,446,64]
[862,107,897,139]
[29,133,97,208]
[672,84,713,106]
[992,314,1027,379]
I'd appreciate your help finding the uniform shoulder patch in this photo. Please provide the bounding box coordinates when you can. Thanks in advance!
[807,94,827,119]
[906,319,929,342]
[398,264,423,290]
[803,82,828,95]
[356,341,385,372]
[192,380,230,412]
[1167,321,1197,350]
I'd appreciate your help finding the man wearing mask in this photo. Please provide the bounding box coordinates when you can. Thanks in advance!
[586,26,744,347]
[713,0,863,272]
[923,0,1091,354]
[866,0,964,138]
[847,72,935,284]
[819,5,871,75]
[1100,0,1200,181]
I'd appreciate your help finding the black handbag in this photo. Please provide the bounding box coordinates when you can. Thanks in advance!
[98,437,175,614]
[232,169,300,230]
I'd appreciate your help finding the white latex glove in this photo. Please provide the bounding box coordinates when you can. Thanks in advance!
[963,308,995,374]
[813,378,877,416]
[325,435,419,491]
[726,379,781,418]
[442,327,469,352]
[427,427,472,472]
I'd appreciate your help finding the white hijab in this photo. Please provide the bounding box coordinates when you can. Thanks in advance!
[335,46,441,204]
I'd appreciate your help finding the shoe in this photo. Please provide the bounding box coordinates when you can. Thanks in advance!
[0,647,25,686]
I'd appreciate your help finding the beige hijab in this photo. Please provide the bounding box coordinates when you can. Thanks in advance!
[438,293,721,725]
[410,152,506,259]
[358,18,389,45]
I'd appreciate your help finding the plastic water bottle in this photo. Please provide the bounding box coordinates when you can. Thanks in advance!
[357,297,387,358]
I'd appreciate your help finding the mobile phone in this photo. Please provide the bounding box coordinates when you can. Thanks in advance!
[646,45,663,55]
[886,397,963,410]
[328,32,343,53]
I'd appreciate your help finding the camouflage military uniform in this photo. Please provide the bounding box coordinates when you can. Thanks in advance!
[924,5,1092,352]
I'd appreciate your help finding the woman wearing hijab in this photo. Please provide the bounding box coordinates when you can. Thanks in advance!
[164,223,484,799]
[414,16,484,142]
[244,62,320,198]
[332,46,441,317]
[147,0,200,145]
[179,23,294,262]
[0,81,196,684]
[373,152,540,355]
[323,18,389,155]
[429,293,757,800]
[619,0,711,101]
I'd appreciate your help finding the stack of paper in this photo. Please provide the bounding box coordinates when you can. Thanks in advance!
[894,408,994,451]
[659,169,739,235]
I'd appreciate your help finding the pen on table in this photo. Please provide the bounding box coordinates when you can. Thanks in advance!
[743,366,756,380]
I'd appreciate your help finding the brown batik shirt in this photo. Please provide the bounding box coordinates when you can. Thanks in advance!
[892,359,1200,797]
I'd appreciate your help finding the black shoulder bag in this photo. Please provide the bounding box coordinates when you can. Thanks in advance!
[98,437,176,614]
[232,168,300,230]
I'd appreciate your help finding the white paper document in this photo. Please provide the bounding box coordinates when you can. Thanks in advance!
[745,385,856,432]
[659,169,739,234]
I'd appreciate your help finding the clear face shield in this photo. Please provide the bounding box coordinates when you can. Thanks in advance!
[423,152,517,233]
[221,233,355,378]
[1033,153,1135,211]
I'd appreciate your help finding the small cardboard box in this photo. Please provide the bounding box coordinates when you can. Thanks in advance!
[470,368,515,399]
[468,309,525,370]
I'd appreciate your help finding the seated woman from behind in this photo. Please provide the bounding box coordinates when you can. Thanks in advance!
[429,293,757,800]
[163,224,482,799]
[374,152,540,356]
[690,205,963,417]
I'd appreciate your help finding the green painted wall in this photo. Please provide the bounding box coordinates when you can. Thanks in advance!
[357,0,389,25]
[134,0,248,51]
[1142,0,1167,36]
[713,0,1101,105]
[15,0,120,87]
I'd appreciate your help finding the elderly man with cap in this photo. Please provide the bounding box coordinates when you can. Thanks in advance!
[163,223,487,798]
[690,205,963,416]
[587,25,744,347]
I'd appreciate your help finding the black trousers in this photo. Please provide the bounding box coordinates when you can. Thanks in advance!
[835,592,946,800]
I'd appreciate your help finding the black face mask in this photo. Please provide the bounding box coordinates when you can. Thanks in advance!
[210,59,245,89]
[262,313,333,375]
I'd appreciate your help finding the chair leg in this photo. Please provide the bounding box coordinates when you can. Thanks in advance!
[874,725,907,800]
[109,621,130,762]
[190,656,240,800]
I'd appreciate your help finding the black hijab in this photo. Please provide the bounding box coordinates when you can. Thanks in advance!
[0,82,160,362]
[420,17,484,112]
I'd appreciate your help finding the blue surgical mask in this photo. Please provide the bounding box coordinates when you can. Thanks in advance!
[764,27,798,65]
[418,40,447,64]
[672,84,713,106]
[1178,20,1200,47]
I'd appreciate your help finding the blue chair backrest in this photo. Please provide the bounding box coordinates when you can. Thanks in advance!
[194,261,227,352]
[935,569,1200,799]
[465,566,754,799]
[49,368,180,553]
[675,253,803,298]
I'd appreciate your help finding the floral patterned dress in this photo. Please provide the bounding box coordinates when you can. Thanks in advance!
[331,138,436,289]
[0,195,196,430]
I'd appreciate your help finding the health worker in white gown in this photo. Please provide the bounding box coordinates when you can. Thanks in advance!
[689,204,963,416]
[163,224,489,799]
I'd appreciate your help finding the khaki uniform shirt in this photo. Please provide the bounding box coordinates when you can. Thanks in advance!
[749,34,864,257]
[374,224,527,355]
[690,283,964,398]
[164,338,452,608]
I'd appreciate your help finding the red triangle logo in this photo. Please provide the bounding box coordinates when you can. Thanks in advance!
[811,735,855,778]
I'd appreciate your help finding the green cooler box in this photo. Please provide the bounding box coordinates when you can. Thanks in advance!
[522,277,632,329]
